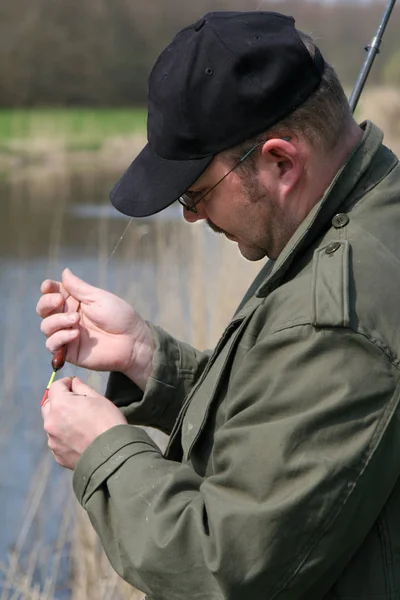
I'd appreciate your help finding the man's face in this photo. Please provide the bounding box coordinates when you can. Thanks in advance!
[182,155,300,261]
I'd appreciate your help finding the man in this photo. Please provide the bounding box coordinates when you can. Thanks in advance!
[36,11,400,600]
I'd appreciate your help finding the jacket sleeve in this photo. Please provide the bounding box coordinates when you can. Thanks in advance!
[74,323,400,600]
[105,323,212,435]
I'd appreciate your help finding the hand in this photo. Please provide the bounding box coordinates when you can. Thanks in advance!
[36,268,154,390]
[42,377,128,470]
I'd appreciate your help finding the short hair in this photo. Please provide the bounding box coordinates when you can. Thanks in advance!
[223,31,353,167]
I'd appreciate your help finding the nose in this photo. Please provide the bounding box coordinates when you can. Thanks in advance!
[182,203,207,223]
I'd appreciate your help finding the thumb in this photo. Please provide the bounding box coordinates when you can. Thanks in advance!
[71,376,98,397]
[48,376,74,398]
[62,268,99,304]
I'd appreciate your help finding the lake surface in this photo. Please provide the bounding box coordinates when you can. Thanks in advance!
[0,167,259,597]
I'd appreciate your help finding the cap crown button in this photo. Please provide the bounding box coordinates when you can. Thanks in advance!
[194,18,206,31]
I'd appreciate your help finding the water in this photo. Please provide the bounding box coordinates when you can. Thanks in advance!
[0,168,190,595]
[0,166,254,597]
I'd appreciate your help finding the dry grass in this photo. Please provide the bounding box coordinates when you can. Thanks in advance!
[356,86,400,155]
[0,455,73,600]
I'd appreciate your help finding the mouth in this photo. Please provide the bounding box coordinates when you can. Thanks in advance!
[206,219,226,236]
[206,219,238,242]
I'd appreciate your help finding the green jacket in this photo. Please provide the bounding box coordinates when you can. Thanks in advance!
[73,122,400,600]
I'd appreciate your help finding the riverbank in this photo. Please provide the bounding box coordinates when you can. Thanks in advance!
[1,89,400,182]
[0,108,147,180]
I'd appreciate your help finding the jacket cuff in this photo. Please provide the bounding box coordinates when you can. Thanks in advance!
[106,324,200,434]
[73,424,161,505]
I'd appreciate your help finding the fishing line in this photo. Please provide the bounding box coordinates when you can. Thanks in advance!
[41,217,134,405]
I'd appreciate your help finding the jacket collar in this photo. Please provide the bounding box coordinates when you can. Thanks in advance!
[255,121,395,298]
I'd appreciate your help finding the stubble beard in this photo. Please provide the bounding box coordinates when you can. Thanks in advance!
[206,175,300,261]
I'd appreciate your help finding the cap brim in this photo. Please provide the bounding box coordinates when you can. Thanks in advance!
[110,143,213,218]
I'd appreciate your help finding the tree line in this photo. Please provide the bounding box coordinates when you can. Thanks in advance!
[0,0,399,107]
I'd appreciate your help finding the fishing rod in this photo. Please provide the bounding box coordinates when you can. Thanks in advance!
[349,0,397,113]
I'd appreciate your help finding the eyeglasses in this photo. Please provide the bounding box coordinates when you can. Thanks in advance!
[178,136,291,213]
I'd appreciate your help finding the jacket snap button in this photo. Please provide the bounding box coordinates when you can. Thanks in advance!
[332,213,349,228]
[325,242,341,255]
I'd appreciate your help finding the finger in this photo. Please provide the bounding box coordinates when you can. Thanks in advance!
[40,279,61,294]
[62,269,100,305]
[47,437,57,453]
[40,311,80,337]
[43,377,74,414]
[71,377,98,396]
[45,328,80,354]
[40,279,70,300]
[36,292,65,318]
[48,377,74,399]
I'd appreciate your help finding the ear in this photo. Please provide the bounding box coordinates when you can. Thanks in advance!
[259,137,303,194]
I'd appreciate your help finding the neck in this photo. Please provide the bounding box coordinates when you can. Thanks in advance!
[296,121,364,221]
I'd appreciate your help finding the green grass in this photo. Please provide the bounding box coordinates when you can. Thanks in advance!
[0,108,147,143]
[66,140,104,153]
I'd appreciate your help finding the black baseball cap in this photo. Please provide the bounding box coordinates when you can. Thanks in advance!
[110,11,325,218]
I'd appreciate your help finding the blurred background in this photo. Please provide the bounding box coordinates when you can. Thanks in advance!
[0,0,399,598]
